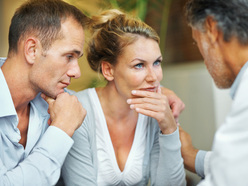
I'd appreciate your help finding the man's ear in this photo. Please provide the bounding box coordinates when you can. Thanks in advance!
[205,16,220,45]
[101,61,114,81]
[24,37,40,65]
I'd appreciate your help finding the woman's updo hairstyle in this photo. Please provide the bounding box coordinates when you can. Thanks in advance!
[87,9,160,73]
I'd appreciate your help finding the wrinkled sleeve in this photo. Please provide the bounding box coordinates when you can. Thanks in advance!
[150,127,186,186]
[0,126,73,186]
[62,120,97,186]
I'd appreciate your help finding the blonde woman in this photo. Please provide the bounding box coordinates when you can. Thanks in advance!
[62,9,186,186]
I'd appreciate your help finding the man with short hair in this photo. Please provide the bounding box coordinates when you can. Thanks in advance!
[0,0,89,185]
[181,0,248,185]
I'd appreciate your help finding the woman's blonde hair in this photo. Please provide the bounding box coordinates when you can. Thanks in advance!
[87,9,160,73]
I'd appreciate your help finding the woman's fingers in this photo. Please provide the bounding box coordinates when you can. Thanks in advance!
[128,89,177,134]
[131,89,161,99]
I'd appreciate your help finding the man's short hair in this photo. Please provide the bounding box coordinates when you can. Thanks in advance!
[8,0,90,55]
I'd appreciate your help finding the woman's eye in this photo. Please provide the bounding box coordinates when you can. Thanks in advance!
[134,63,143,69]
[154,60,161,66]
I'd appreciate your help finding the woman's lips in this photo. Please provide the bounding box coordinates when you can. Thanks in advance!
[140,87,158,92]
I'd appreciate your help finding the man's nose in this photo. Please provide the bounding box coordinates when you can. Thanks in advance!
[67,61,81,79]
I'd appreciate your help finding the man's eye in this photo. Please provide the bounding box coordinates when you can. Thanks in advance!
[67,55,73,61]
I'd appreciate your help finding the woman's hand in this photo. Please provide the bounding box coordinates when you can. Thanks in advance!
[127,87,177,134]
[160,87,185,124]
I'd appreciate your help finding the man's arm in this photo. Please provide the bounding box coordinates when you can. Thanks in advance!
[161,87,185,123]
[179,126,199,173]
[0,126,73,186]
[0,92,87,185]
[179,126,211,179]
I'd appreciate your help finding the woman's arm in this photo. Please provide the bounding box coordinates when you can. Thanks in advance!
[152,128,186,186]
[62,120,97,186]
[127,88,186,185]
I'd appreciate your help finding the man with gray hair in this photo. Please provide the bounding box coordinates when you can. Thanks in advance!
[181,0,248,185]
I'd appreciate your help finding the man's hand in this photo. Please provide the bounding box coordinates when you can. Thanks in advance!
[179,126,199,173]
[41,92,86,137]
[161,87,185,123]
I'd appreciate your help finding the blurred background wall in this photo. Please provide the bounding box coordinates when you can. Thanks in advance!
[0,0,232,185]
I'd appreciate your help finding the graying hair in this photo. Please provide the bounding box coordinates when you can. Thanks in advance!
[185,0,248,45]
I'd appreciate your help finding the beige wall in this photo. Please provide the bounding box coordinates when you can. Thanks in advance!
[1,0,25,57]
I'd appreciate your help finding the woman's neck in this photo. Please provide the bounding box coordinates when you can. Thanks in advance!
[95,84,138,123]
